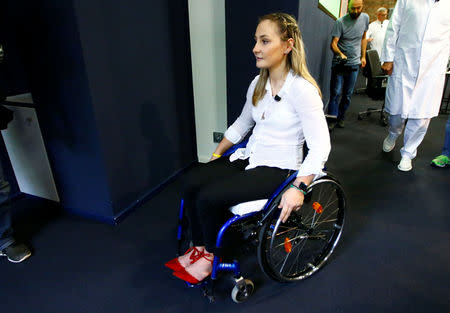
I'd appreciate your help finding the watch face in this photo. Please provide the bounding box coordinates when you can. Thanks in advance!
[299,182,308,192]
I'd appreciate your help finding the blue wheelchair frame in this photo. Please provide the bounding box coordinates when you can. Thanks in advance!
[174,138,346,303]
[176,140,298,288]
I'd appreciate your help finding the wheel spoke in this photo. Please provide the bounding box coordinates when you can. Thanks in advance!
[287,234,309,275]
[311,207,339,229]
[273,223,318,277]
[274,233,308,275]
[307,232,328,240]
[304,195,339,228]
[272,232,309,249]
[303,186,335,225]
[316,184,325,204]
[311,218,338,227]
[271,225,303,237]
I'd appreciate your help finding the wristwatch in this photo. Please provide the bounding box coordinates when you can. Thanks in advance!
[297,182,308,194]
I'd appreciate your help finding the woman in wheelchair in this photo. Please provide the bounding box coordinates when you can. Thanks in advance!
[165,13,331,285]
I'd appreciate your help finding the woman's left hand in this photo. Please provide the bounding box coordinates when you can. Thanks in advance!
[209,155,220,162]
[278,187,304,223]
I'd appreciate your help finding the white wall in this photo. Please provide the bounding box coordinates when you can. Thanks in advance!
[188,0,228,163]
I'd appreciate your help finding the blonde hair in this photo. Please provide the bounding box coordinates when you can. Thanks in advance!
[252,13,322,106]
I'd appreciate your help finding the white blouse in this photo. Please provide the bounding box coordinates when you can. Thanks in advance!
[224,70,331,177]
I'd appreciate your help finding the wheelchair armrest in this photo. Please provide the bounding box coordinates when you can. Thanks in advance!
[222,139,248,157]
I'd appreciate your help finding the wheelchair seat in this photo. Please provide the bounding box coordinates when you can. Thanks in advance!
[229,199,268,216]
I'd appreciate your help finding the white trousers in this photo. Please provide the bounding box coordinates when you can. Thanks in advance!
[388,115,431,159]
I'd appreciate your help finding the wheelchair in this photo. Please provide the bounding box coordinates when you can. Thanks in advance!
[174,142,346,303]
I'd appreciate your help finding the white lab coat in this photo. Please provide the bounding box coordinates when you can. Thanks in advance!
[381,0,450,119]
[366,19,389,57]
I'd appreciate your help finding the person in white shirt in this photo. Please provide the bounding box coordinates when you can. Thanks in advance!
[165,13,331,284]
[366,7,389,58]
[380,0,450,171]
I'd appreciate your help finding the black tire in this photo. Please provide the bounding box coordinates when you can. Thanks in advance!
[257,177,345,282]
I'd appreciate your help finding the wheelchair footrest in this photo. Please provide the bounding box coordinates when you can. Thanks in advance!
[212,260,241,279]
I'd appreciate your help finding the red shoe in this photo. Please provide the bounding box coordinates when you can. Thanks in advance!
[164,247,203,272]
[172,252,214,284]
[172,270,201,284]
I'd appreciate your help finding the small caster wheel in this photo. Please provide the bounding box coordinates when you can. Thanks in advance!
[231,279,254,303]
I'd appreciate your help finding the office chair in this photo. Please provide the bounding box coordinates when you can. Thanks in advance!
[358,49,388,126]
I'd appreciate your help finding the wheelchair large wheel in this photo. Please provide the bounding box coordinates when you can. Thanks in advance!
[257,177,345,282]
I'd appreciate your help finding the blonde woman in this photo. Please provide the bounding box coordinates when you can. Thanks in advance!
[165,13,331,284]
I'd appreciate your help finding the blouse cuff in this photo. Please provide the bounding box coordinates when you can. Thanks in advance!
[224,127,242,144]
[296,161,326,178]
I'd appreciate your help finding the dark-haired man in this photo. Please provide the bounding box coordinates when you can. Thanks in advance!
[327,0,369,129]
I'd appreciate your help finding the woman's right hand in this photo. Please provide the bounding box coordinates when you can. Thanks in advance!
[278,187,304,223]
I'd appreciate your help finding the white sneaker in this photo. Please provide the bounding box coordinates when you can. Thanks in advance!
[383,135,396,152]
[398,157,412,171]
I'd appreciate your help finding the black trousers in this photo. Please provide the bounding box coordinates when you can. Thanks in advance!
[182,157,290,253]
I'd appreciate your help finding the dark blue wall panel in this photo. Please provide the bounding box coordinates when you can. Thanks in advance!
[1,0,197,222]
[1,0,113,217]
[0,1,29,96]
[73,0,196,214]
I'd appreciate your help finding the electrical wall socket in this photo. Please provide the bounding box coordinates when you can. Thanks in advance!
[213,132,224,143]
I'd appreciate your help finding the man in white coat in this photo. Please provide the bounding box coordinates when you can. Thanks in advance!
[366,7,389,58]
[381,0,450,171]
